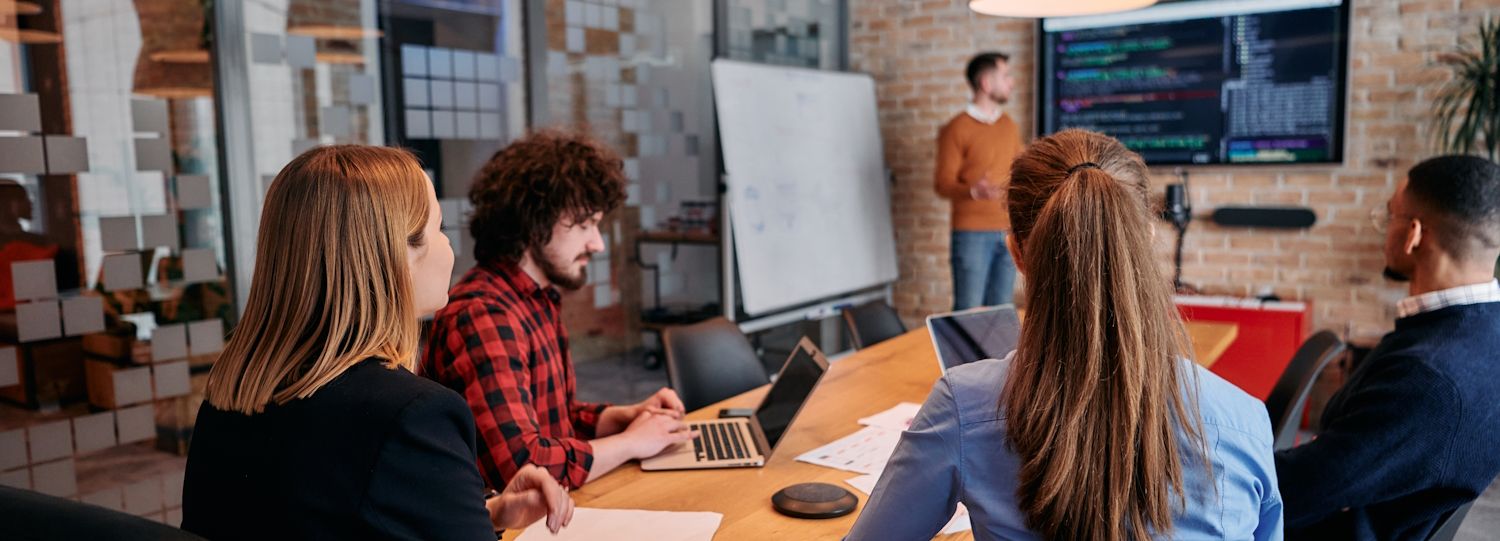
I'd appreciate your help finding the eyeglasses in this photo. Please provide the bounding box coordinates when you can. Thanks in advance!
[1369,206,1413,233]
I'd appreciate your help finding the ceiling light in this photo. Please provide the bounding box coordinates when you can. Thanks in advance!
[968,0,1157,18]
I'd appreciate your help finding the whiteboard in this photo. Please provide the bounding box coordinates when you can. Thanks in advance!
[711,59,899,316]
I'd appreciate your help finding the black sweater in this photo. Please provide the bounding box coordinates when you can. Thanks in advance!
[1276,302,1500,540]
[182,359,495,540]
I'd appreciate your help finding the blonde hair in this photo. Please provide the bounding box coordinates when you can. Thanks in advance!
[205,145,430,414]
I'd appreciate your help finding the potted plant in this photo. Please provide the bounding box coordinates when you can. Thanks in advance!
[1430,16,1499,276]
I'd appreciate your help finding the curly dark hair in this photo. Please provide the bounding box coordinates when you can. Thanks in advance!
[468,130,627,266]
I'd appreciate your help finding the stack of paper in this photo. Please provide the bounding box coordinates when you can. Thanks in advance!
[794,425,901,475]
[856,401,921,431]
[843,473,971,534]
[795,402,973,534]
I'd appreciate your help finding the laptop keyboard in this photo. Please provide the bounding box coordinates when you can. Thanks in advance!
[689,422,751,461]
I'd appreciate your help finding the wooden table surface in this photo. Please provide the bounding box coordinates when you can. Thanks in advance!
[506,321,1240,540]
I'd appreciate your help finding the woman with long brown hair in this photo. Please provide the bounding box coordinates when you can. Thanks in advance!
[181,146,573,540]
[848,130,1281,540]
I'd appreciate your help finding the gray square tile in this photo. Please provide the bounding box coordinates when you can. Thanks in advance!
[175,175,213,210]
[116,404,155,445]
[30,458,75,497]
[188,318,224,356]
[151,323,188,362]
[181,248,216,284]
[72,411,117,455]
[102,253,143,292]
[0,93,41,132]
[11,259,56,302]
[131,99,170,135]
[61,296,105,336]
[0,428,26,470]
[17,300,61,343]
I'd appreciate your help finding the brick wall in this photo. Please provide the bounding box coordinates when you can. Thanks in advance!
[850,0,1500,338]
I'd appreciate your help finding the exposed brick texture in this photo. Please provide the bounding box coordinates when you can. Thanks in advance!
[849,0,1500,338]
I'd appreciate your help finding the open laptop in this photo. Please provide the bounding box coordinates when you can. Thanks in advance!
[925,304,1021,374]
[641,336,830,471]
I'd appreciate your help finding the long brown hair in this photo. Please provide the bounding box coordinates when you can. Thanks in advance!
[1003,129,1206,540]
[204,145,430,414]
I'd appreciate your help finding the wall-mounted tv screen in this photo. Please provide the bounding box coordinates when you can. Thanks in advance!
[1038,0,1350,165]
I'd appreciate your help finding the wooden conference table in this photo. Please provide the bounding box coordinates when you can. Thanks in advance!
[505,322,1239,540]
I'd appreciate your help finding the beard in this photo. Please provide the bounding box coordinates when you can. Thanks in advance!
[532,245,591,290]
[1383,266,1411,282]
[988,89,1009,105]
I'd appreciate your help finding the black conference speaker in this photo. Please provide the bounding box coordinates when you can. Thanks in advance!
[771,483,858,519]
[1211,207,1318,229]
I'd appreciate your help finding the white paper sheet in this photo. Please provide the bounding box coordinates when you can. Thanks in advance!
[857,402,921,431]
[844,473,972,534]
[844,473,878,494]
[794,425,901,475]
[515,508,722,541]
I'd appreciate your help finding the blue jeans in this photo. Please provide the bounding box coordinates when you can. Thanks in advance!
[951,231,1016,311]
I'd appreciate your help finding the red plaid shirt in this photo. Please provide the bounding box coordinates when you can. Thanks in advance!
[422,263,607,490]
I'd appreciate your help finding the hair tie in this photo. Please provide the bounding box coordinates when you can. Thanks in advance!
[1066,162,1100,176]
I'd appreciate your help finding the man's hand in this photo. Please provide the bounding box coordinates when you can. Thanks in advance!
[636,387,686,416]
[596,387,686,437]
[488,464,575,533]
[621,411,696,459]
[970,174,1004,201]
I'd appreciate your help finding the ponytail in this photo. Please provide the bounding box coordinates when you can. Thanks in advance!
[1003,129,1206,541]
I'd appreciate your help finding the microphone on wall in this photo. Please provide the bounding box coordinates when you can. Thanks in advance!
[1162,176,1191,232]
[1162,169,1191,291]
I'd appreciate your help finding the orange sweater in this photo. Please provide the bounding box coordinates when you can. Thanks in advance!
[934,111,1023,231]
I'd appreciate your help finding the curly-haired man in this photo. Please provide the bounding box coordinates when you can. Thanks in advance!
[423,131,693,491]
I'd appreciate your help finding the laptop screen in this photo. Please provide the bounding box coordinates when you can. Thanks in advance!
[755,339,827,451]
[929,305,1021,372]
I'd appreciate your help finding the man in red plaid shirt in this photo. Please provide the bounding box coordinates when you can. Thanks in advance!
[423,131,694,490]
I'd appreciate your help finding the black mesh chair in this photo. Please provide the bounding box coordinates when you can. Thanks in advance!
[842,300,907,350]
[1,485,207,541]
[1264,330,1346,450]
[1427,501,1475,541]
[662,317,770,412]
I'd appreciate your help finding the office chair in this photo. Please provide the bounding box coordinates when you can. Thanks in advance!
[1264,330,1346,451]
[662,317,770,412]
[1,485,207,541]
[842,300,907,350]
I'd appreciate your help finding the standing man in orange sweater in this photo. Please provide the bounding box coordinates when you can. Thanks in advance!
[935,52,1025,310]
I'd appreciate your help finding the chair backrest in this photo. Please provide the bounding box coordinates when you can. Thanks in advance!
[1265,329,1346,450]
[842,300,907,350]
[662,317,770,412]
[0,485,208,541]
[1427,501,1475,541]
